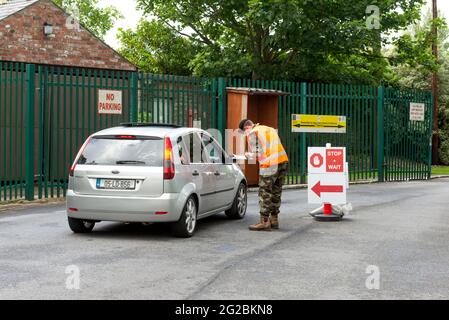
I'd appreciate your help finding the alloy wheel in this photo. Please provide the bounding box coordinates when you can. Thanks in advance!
[185,199,197,233]
[237,186,247,216]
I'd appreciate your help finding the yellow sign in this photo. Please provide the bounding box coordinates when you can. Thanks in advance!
[292,114,346,133]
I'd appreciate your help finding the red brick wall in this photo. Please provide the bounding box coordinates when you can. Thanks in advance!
[0,0,136,71]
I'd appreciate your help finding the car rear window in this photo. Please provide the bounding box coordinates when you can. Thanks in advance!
[77,136,163,167]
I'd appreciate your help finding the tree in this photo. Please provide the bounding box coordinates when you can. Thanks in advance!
[117,20,197,75]
[391,16,446,76]
[53,0,122,39]
[134,0,425,82]
[389,11,449,164]
[436,55,449,165]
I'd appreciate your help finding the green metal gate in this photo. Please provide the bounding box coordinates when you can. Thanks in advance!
[300,83,380,183]
[382,88,433,181]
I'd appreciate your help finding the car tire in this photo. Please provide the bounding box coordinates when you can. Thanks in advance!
[225,182,247,219]
[172,196,197,238]
[68,217,96,233]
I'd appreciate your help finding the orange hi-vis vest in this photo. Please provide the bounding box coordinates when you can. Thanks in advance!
[249,125,289,169]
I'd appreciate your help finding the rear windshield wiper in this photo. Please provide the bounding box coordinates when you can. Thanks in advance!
[116,160,146,165]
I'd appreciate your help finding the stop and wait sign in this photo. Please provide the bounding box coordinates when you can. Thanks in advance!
[308,147,347,204]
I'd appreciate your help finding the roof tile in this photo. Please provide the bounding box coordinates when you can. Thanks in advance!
[0,0,39,21]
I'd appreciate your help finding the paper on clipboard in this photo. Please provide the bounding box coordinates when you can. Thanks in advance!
[232,155,247,161]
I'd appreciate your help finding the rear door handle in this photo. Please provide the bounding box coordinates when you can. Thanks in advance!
[192,171,200,176]
[214,171,221,176]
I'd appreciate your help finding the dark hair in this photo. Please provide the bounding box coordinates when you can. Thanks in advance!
[239,119,253,131]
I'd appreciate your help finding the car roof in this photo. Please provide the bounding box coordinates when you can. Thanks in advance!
[91,125,203,138]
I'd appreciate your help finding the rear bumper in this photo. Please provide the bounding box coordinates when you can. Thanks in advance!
[66,190,183,223]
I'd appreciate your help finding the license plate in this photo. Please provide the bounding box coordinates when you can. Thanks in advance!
[96,179,136,190]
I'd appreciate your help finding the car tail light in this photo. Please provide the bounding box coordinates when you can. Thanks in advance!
[115,135,136,139]
[68,208,78,212]
[163,137,175,180]
[155,211,168,215]
[69,136,92,177]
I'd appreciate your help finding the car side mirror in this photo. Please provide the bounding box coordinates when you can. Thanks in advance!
[210,156,221,164]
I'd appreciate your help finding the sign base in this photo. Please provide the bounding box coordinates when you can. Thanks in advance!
[309,204,344,221]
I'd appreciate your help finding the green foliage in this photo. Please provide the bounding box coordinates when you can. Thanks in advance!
[438,55,449,165]
[391,14,447,74]
[389,12,449,165]
[117,20,197,75]
[133,0,425,83]
[53,0,122,39]
[440,133,449,165]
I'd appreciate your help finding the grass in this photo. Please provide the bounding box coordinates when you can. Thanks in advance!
[431,166,449,175]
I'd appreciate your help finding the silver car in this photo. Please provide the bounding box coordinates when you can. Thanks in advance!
[66,123,247,238]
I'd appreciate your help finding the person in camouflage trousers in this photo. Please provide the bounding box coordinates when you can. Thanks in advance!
[258,162,289,228]
[239,119,289,231]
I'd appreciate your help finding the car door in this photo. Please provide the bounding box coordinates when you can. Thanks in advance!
[184,132,216,214]
[201,133,236,209]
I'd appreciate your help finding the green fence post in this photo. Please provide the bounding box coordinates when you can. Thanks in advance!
[300,82,307,184]
[131,72,139,123]
[25,64,36,201]
[428,92,434,179]
[211,78,217,130]
[217,77,226,140]
[377,86,385,182]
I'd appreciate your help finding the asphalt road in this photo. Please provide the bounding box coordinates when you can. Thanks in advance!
[1,178,449,300]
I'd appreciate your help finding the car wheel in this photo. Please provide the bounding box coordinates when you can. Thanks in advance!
[225,182,247,219]
[172,196,197,238]
[68,217,96,233]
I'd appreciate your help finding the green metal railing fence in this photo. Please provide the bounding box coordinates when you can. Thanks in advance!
[33,65,138,200]
[138,74,220,130]
[224,80,385,184]
[0,63,139,201]
[0,62,433,202]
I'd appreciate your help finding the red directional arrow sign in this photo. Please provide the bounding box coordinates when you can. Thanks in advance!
[311,181,344,197]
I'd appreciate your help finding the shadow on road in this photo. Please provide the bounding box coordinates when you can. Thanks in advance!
[69,213,241,241]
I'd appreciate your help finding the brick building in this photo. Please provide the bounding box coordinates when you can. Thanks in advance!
[0,0,136,71]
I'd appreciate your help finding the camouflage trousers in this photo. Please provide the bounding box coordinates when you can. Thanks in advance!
[258,162,288,218]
